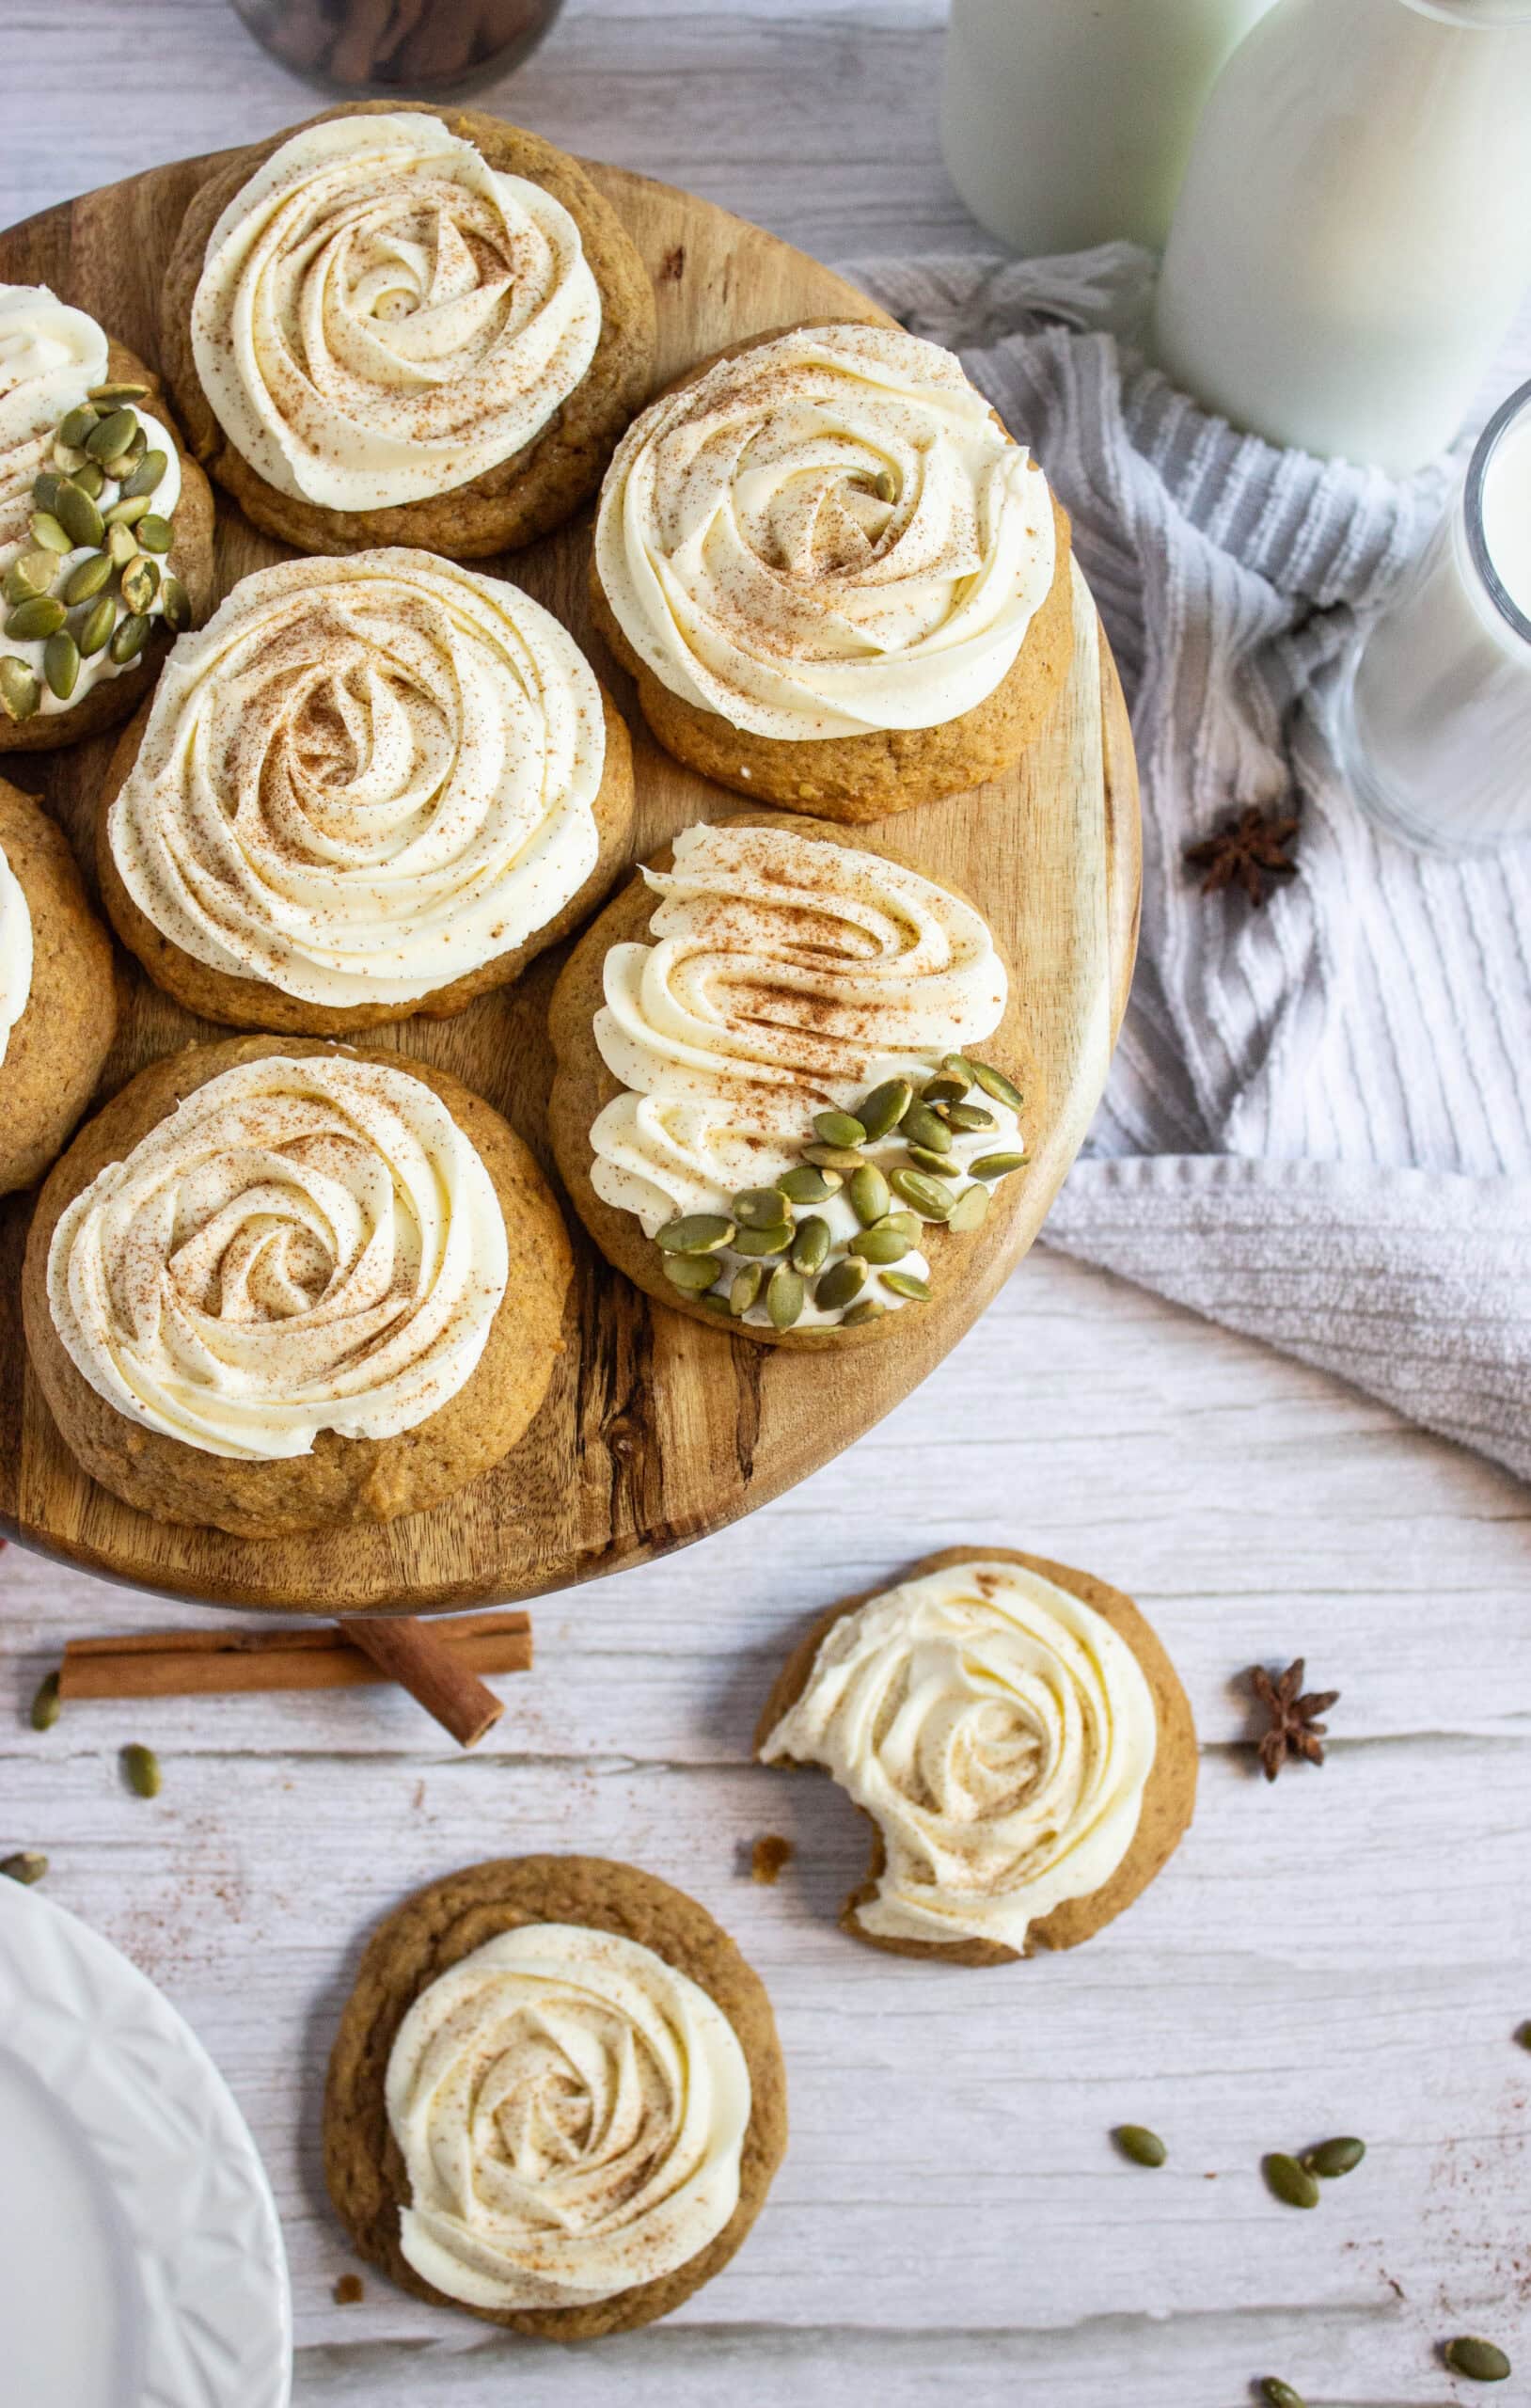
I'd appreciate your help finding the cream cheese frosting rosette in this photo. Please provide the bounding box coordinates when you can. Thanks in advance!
[189,114,601,514]
[591,321,1071,815]
[44,1053,509,1462]
[385,1924,751,2314]
[557,818,1028,1337]
[0,283,197,733]
[760,1558,1163,1955]
[0,836,33,1069]
[103,548,622,1028]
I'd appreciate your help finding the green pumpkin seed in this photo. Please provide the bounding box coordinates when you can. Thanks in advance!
[72,459,105,499]
[1264,2153,1319,2210]
[922,1073,969,1104]
[663,1253,722,1293]
[30,1671,61,1731]
[135,513,174,555]
[874,467,897,504]
[971,1150,1027,1180]
[160,574,192,636]
[857,1077,913,1141]
[1516,2020,1531,2052]
[31,470,62,514]
[1260,2383,1305,2407]
[87,380,150,404]
[0,658,39,721]
[0,1851,48,1886]
[882,1212,920,1240]
[109,612,151,666]
[901,1100,952,1153]
[5,548,57,603]
[881,1269,931,1303]
[43,632,80,702]
[122,1742,162,1799]
[1444,2337,1510,2383]
[791,1216,831,1275]
[906,1144,955,1177]
[890,1167,955,1219]
[76,594,116,658]
[87,405,138,462]
[944,1101,996,1133]
[842,1298,886,1326]
[1302,2136,1365,2179]
[814,1109,866,1149]
[119,555,160,615]
[6,594,66,642]
[1113,2125,1167,2168]
[56,480,104,548]
[766,1265,805,1331]
[30,510,72,553]
[729,1264,765,1318]
[52,437,89,474]
[948,1182,992,1234]
[972,1060,1024,1111]
[848,1224,911,1266]
[57,403,100,449]
[734,1185,792,1229]
[62,550,113,606]
[815,1258,867,1313]
[780,1164,839,1205]
[803,1141,865,1172]
[118,448,167,500]
[103,493,150,530]
[106,522,137,567]
[732,1224,792,1259]
[657,1212,734,1256]
[848,1164,892,1226]
[693,1290,733,1319]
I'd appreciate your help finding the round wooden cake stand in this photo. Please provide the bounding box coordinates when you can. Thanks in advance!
[0,146,1139,1632]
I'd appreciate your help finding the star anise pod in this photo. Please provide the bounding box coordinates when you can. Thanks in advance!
[1185,806,1300,907]
[1249,1657,1340,1782]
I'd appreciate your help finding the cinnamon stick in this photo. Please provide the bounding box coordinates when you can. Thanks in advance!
[338,1615,505,1751]
[57,1609,531,1704]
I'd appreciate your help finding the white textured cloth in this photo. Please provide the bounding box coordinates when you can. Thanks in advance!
[849,247,1531,1484]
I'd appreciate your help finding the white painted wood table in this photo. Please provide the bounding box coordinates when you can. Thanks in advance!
[4,8,1530,2404]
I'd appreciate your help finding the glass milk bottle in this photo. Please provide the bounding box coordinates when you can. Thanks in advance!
[1153,0,1531,473]
[940,0,1277,254]
[1327,379,1531,851]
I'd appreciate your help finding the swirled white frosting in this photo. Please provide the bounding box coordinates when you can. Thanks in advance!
[46,1053,508,1460]
[191,115,602,511]
[760,1560,1158,1949]
[107,549,606,1008]
[386,1922,751,2311]
[589,821,1020,1325]
[0,283,183,715]
[0,837,34,1069]
[594,322,1057,740]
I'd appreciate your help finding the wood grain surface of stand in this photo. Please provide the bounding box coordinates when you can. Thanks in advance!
[0,142,1140,1617]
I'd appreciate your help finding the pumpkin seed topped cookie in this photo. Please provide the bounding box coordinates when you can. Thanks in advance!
[547,813,1032,1341]
[158,104,656,558]
[0,284,215,752]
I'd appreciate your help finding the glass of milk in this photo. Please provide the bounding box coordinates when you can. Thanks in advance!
[1327,380,1531,853]
[940,0,1276,254]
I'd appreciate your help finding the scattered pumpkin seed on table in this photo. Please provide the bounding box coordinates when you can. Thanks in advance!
[0,1851,48,1887]
[1263,2152,1320,2209]
[122,1743,162,1799]
[1113,2125,1167,2167]
[1260,2382,1305,2408]
[1302,2136,1365,2178]
[30,1671,61,1731]
[1444,2337,1511,2383]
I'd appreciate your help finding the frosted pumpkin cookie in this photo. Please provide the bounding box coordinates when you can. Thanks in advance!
[22,1035,571,1536]
[0,778,116,1195]
[97,549,634,1035]
[757,1546,1197,1964]
[325,1856,787,2339]
[159,104,655,559]
[547,814,1031,1342]
[0,284,215,752]
[591,321,1072,819]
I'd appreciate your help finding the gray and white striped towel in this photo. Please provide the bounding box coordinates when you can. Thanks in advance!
[849,246,1531,1484]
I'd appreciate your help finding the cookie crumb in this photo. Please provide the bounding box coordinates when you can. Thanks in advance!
[751,1833,794,1885]
[333,2273,364,2305]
